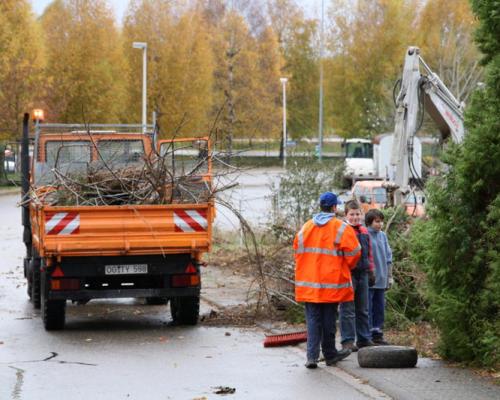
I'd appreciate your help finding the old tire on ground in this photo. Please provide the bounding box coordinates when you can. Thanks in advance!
[170,296,199,325]
[30,257,41,309]
[358,346,418,368]
[145,297,168,305]
[41,271,66,331]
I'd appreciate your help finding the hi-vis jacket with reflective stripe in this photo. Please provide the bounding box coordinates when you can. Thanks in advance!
[294,218,361,303]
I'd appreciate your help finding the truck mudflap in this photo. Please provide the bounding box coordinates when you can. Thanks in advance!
[44,254,201,301]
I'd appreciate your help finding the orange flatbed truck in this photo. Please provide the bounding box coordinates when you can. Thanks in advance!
[20,114,214,330]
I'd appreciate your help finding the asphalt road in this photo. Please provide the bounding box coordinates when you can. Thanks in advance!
[0,193,383,400]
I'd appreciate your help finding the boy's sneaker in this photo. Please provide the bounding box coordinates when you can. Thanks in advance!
[305,360,318,369]
[372,337,390,345]
[342,341,359,352]
[356,340,376,349]
[325,349,351,366]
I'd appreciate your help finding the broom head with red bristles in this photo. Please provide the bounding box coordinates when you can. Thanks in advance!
[263,331,307,347]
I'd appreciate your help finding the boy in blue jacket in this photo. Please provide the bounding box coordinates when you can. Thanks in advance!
[365,209,393,345]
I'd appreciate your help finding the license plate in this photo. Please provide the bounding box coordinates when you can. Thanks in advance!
[105,264,148,275]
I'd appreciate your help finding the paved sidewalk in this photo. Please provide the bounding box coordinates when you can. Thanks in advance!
[202,266,500,400]
[336,353,500,400]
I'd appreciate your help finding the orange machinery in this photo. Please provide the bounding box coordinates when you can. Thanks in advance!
[21,115,214,330]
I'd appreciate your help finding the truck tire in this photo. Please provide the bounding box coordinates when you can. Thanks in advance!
[30,257,41,309]
[358,346,418,368]
[26,257,32,298]
[41,271,66,331]
[170,296,199,325]
[145,297,168,305]
[23,257,29,278]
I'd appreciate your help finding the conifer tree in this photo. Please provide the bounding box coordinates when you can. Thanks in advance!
[411,0,499,368]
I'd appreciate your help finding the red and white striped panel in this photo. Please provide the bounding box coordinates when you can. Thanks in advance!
[45,212,80,235]
[174,210,208,232]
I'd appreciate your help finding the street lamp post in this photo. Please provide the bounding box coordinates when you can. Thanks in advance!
[280,77,288,168]
[133,42,148,133]
[318,0,324,161]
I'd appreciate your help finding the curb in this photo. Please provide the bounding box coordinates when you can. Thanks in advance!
[0,187,20,197]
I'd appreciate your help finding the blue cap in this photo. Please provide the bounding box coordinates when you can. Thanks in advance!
[319,192,340,207]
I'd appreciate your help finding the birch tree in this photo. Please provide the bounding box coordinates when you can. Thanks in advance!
[417,0,482,103]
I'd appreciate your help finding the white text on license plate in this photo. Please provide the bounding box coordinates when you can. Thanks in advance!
[105,264,148,275]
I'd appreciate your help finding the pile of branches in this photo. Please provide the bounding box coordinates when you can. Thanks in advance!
[33,153,217,207]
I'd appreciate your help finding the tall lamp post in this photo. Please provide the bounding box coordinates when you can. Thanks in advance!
[280,77,288,168]
[133,42,148,133]
[318,0,324,161]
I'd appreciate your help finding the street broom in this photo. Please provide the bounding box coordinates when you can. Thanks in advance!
[263,331,307,347]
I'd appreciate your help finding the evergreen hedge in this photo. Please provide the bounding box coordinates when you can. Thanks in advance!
[409,0,499,368]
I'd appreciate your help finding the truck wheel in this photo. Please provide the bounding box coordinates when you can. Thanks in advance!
[26,258,32,298]
[30,257,41,309]
[358,346,418,368]
[145,297,168,305]
[41,271,66,331]
[170,296,199,325]
[23,257,29,278]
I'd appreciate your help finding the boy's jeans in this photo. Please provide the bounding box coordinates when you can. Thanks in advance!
[369,288,386,339]
[305,302,339,362]
[339,269,371,344]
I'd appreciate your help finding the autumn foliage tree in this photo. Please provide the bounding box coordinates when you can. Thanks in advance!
[325,0,419,137]
[41,0,126,123]
[123,0,215,136]
[0,0,44,184]
[21,0,484,144]
[417,0,482,103]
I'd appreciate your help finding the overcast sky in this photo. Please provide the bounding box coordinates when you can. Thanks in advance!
[31,0,320,21]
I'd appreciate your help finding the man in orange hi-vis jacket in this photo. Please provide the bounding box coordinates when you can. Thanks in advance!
[294,192,361,369]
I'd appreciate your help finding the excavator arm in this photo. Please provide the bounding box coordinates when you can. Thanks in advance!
[391,46,465,204]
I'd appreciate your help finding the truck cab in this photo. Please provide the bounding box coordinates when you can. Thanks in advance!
[343,139,376,186]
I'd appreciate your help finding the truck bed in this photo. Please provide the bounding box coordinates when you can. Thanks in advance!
[31,203,213,257]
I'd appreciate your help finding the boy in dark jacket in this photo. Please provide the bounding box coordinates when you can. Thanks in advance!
[339,200,376,351]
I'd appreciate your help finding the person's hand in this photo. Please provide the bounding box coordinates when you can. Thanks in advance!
[387,277,394,290]
[368,270,376,287]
